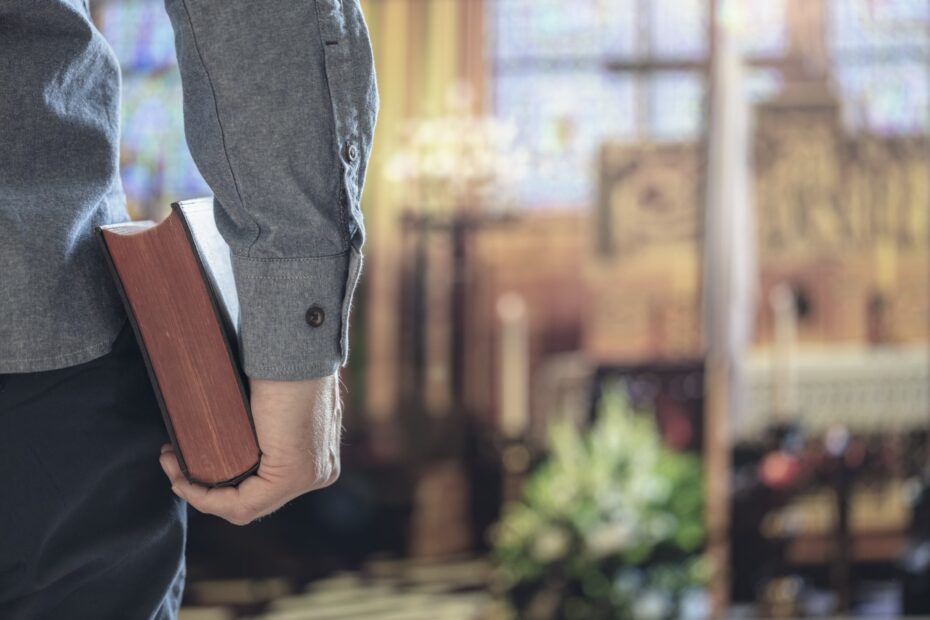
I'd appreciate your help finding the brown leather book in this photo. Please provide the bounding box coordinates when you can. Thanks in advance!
[96,198,260,488]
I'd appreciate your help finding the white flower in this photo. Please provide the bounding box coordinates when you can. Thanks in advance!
[633,589,673,620]
[531,526,571,563]
[613,567,644,596]
[680,588,710,620]
[584,523,633,557]
[648,513,678,540]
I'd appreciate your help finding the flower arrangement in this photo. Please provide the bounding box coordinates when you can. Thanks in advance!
[492,383,711,619]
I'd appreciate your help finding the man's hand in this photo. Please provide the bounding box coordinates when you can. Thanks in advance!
[158,373,343,525]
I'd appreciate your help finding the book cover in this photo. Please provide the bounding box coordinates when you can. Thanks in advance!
[96,198,261,488]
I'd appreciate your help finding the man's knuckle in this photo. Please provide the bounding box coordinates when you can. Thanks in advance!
[230,505,254,526]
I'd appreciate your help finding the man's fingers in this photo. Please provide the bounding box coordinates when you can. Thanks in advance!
[158,448,186,486]
[158,449,240,518]
[158,449,289,525]
[184,475,289,525]
[179,483,244,523]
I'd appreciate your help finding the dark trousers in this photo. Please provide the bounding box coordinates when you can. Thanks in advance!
[0,319,187,619]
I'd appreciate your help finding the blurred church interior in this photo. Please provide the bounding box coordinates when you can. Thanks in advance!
[89,0,929,617]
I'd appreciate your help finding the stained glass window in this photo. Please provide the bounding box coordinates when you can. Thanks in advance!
[650,0,708,59]
[493,0,637,61]
[827,0,930,136]
[494,70,636,206]
[829,0,930,56]
[741,0,788,58]
[92,0,209,219]
[96,1,176,71]
[489,0,709,209]
[649,72,705,140]
[833,60,930,135]
[490,0,930,208]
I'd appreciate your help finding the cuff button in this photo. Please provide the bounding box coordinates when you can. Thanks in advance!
[305,305,325,328]
[345,141,359,163]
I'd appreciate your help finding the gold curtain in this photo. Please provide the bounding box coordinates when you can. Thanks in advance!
[358,0,487,420]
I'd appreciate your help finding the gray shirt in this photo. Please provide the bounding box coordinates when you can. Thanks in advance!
[0,0,378,379]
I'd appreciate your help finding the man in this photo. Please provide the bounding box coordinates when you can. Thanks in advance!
[0,1,379,617]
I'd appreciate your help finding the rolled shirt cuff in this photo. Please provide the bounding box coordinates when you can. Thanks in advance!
[231,245,364,380]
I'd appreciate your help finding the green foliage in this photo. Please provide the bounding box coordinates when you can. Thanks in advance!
[492,382,710,619]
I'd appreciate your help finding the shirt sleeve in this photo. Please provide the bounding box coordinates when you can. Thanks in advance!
[163,0,378,380]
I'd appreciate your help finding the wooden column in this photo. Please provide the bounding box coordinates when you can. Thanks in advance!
[703,0,730,616]
[460,0,488,113]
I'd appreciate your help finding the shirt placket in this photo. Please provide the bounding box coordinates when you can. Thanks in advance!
[314,0,362,248]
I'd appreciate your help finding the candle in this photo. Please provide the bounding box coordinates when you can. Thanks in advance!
[770,283,798,419]
[497,292,530,438]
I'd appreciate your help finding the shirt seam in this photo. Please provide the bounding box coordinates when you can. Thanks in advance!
[0,338,113,366]
[248,362,338,373]
[237,275,343,282]
[232,249,350,263]
[179,0,260,255]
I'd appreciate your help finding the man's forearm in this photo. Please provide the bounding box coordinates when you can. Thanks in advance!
[164,0,378,379]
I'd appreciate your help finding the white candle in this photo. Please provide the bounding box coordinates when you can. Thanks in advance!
[497,292,530,438]
[770,283,798,419]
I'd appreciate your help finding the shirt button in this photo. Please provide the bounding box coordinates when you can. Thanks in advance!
[305,305,325,328]
[345,141,359,163]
